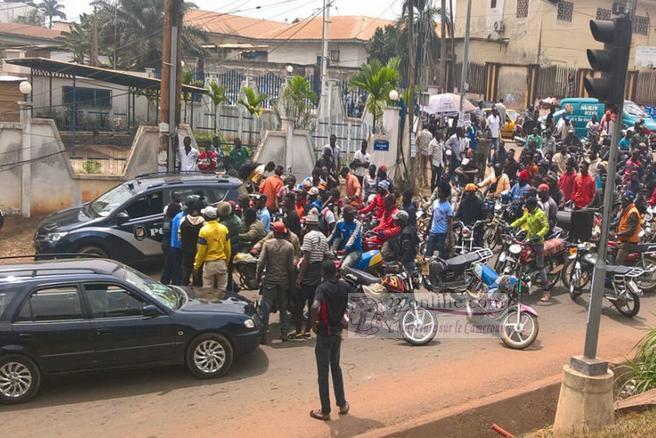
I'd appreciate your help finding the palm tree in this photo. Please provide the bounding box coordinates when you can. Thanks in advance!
[34,0,66,29]
[13,9,45,26]
[239,86,267,118]
[208,81,228,137]
[349,57,401,132]
[398,0,442,88]
[57,13,93,63]
[280,76,317,129]
[180,70,203,125]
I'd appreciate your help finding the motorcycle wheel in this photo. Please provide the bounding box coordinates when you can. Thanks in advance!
[545,259,561,290]
[613,291,640,318]
[400,307,438,346]
[499,310,539,350]
[638,254,656,292]
[562,261,591,293]
[485,226,498,251]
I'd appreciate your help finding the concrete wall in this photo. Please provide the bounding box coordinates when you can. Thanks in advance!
[0,120,165,215]
[268,41,366,68]
[454,0,656,69]
[252,124,316,180]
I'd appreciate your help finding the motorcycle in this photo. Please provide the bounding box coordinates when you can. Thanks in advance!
[567,258,644,318]
[466,264,539,350]
[497,230,568,289]
[342,265,438,346]
[424,248,494,294]
[232,252,259,290]
[452,220,487,255]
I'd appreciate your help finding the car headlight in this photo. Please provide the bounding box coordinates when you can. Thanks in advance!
[243,318,255,329]
[46,232,68,243]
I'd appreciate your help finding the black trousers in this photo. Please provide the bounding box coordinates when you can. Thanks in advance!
[180,251,201,286]
[316,334,347,415]
[431,165,443,191]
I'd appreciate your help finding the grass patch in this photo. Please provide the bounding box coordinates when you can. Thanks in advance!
[523,408,656,437]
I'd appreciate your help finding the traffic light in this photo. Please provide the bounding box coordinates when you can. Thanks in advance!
[583,17,632,105]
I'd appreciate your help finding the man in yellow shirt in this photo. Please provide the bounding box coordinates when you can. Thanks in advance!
[478,163,510,196]
[194,206,232,291]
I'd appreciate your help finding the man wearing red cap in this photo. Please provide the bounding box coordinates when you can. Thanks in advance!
[572,161,596,210]
[537,184,557,232]
[510,169,530,201]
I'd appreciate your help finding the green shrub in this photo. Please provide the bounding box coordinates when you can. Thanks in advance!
[82,159,102,174]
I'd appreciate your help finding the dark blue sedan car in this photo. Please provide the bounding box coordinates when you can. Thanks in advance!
[0,259,261,404]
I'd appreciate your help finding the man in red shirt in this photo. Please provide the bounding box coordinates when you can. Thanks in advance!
[340,167,362,207]
[197,145,218,173]
[260,165,284,212]
[558,158,577,202]
[359,180,389,219]
[572,161,596,209]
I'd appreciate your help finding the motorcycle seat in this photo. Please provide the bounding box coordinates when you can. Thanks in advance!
[544,238,565,257]
[624,242,656,253]
[342,266,379,286]
[606,265,634,275]
[444,252,483,270]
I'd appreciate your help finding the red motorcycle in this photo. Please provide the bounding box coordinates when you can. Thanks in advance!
[501,237,569,289]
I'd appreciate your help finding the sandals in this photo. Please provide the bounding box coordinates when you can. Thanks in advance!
[309,409,329,421]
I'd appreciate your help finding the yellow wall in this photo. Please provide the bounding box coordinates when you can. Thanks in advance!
[454,0,656,69]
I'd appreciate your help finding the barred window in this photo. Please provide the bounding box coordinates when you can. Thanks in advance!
[596,8,611,21]
[557,1,573,22]
[516,0,529,18]
[634,16,650,36]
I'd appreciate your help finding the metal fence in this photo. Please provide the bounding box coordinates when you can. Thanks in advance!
[536,65,577,99]
[311,118,371,162]
[454,62,487,95]
[635,71,656,105]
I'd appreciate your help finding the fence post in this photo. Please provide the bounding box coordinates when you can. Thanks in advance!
[347,120,352,157]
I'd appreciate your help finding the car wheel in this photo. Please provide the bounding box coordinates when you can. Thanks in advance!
[186,333,234,379]
[77,245,109,258]
[0,354,41,404]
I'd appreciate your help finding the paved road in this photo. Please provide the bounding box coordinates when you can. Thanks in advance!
[1,281,655,438]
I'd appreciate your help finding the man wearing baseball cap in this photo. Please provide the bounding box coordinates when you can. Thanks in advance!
[257,221,295,343]
[194,206,231,292]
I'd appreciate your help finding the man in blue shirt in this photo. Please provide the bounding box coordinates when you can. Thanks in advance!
[619,130,632,151]
[510,169,530,201]
[328,206,363,269]
[255,194,271,233]
[425,181,453,259]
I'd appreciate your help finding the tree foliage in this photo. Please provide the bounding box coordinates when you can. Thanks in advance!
[239,86,267,118]
[280,75,317,129]
[349,57,400,132]
[32,0,66,29]
[13,8,45,26]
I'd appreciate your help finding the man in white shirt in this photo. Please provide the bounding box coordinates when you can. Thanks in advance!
[323,134,342,172]
[352,139,371,184]
[486,108,501,147]
[179,136,199,172]
[416,126,433,186]
[494,99,507,127]
[430,131,445,190]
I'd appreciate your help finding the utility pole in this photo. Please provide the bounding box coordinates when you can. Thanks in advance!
[406,0,415,183]
[159,0,182,172]
[458,0,472,126]
[91,7,98,67]
[320,0,330,122]
[439,0,446,92]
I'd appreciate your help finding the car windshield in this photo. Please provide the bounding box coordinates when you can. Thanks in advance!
[89,184,136,217]
[624,101,647,118]
[119,266,179,310]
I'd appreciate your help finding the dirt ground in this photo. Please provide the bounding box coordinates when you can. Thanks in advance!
[0,215,44,264]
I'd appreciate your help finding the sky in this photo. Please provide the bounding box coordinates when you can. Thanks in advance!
[59,0,402,25]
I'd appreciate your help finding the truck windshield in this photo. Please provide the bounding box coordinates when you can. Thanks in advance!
[624,101,647,118]
[89,184,135,217]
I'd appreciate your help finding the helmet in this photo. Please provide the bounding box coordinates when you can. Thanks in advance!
[377,180,390,191]
[624,191,636,203]
[538,184,550,193]
[392,210,409,224]
[464,183,477,193]
[185,194,203,211]
[501,192,512,204]
[272,221,287,234]
[518,170,529,183]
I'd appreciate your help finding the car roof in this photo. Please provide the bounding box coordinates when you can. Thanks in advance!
[128,174,242,193]
[0,259,124,282]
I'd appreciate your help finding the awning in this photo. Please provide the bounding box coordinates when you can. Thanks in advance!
[5,57,207,93]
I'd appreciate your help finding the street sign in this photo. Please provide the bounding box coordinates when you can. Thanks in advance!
[373,139,389,151]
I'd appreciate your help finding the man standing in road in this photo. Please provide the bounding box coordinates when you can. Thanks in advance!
[309,260,351,421]
[194,206,231,292]
[256,221,295,343]
[416,125,433,186]
[494,98,507,127]
[572,161,596,210]
[324,134,342,172]
[486,108,501,158]
[260,165,284,212]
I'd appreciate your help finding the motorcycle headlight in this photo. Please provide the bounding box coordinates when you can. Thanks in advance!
[243,318,256,329]
[509,244,522,255]
[46,232,68,243]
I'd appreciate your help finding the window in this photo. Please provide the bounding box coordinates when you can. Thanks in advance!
[62,86,112,108]
[557,1,573,22]
[634,16,650,36]
[596,8,611,21]
[0,290,18,319]
[83,283,147,318]
[516,0,529,18]
[16,286,82,322]
[330,49,340,63]
[167,187,207,206]
[125,191,163,219]
[490,0,497,8]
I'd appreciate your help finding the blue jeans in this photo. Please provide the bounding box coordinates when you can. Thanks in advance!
[426,233,447,259]
[315,334,347,415]
[258,283,290,337]
[341,250,362,269]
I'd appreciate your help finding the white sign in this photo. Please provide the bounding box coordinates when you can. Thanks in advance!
[636,46,656,68]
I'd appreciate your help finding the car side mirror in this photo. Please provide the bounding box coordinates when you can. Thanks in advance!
[143,304,161,318]
[116,210,129,225]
